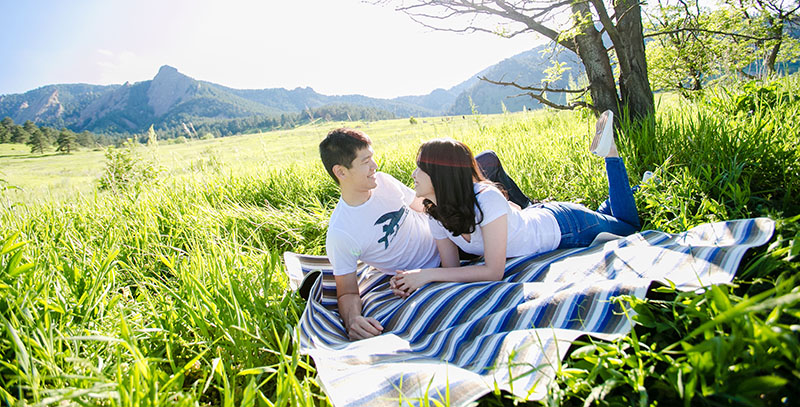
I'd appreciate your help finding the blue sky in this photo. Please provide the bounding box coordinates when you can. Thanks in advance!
[0,0,542,98]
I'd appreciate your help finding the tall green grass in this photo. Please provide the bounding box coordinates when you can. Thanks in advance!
[1,167,331,405]
[537,77,800,407]
[1,76,799,406]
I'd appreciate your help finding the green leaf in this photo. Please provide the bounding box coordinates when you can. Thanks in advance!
[8,262,34,278]
[158,254,174,271]
[0,231,22,256]
[238,366,278,376]
[632,303,657,328]
[163,346,211,392]
[202,357,221,394]
[5,322,31,376]
[64,335,123,342]
[788,231,799,261]
[737,375,788,395]
[570,344,598,359]
[709,285,731,313]
[0,241,25,257]
[5,250,24,276]
[241,377,257,407]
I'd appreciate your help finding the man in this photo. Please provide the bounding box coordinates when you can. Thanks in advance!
[319,128,531,340]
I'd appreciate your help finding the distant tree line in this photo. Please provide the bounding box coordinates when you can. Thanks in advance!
[1,103,396,148]
[141,103,396,143]
[0,117,113,154]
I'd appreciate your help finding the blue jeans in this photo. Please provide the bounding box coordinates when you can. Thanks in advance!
[475,150,533,208]
[536,157,640,249]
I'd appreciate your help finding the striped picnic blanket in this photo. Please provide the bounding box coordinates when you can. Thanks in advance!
[285,218,775,406]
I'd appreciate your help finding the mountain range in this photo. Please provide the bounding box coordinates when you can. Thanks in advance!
[0,44,580,135]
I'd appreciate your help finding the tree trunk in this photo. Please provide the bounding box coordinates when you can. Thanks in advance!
[571,1,620,119]
[764,24,783,76]
[613,0,655,121]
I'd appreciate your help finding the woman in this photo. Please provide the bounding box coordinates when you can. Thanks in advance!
[390,110,641,297]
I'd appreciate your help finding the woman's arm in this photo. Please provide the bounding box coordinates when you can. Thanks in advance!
[392,215,508,296]
[390,238,460,297]
[436,237,461,268]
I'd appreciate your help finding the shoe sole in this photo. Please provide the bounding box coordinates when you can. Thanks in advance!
[299,269,322,300]
[590,110,614,157]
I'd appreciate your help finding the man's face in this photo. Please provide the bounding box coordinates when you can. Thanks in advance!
[339,146,378,191]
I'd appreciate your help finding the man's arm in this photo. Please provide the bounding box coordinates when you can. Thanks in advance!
[335,272,383,340]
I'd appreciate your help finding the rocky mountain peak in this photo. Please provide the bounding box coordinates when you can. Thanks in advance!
[13,88,64,122]
[147,65,196,117]
[155,65,180,78]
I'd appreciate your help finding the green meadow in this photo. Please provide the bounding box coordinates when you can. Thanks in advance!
[1,77,799,406]
[1,114,515,202]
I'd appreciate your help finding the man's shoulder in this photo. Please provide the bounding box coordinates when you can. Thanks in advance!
[374,172,410,197]
[375,171,402,186]
[326,212,361,246]
[328,199,350,227]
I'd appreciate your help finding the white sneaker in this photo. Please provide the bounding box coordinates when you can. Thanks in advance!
[641,171,655,183]
[590,110,615,157]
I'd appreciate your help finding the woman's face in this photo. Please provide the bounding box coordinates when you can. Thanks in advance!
[412,166,435,202]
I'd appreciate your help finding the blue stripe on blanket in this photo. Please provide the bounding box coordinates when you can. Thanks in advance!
[286,218,775,406]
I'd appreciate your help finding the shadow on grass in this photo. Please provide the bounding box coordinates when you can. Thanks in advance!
[1,152,68,159]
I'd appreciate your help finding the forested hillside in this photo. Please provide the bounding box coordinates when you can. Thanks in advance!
[0,45,570,141]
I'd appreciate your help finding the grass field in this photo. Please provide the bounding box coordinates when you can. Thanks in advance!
[1,113,525,202]
[1,79,799,406]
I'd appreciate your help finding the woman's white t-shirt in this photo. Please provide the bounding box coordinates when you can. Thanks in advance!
[428,183,561,257]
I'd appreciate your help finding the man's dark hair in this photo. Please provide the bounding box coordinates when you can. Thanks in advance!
[319,128,372,184]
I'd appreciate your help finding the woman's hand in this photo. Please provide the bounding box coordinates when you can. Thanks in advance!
[388,276,406,297]
[390,269,430,298]
[387,216,508,299]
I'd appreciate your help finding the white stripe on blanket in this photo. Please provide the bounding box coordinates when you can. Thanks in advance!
[284,218,775,406]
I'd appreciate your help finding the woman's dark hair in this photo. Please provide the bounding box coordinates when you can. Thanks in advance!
[417,138,488,236]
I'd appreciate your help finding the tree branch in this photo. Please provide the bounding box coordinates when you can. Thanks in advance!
[522,92,595,111]
[738,68,757,79]
[645,27,782,41]
[391,0,577,52]
[588,0,621,43]
[482,75,595,110]
[492,0,576,50]
[479,75,591,94]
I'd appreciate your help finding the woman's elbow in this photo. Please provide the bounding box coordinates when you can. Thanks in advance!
[486,265,504,281]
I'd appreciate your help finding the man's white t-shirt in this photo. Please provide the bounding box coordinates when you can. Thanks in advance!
[429,183,561,257]
[326,172,440,276]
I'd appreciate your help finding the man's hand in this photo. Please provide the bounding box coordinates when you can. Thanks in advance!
[391,269,430,297]
[346,316,383,340]
[335,273,384,341]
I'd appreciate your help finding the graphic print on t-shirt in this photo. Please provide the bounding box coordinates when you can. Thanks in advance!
[374,207,407,249]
